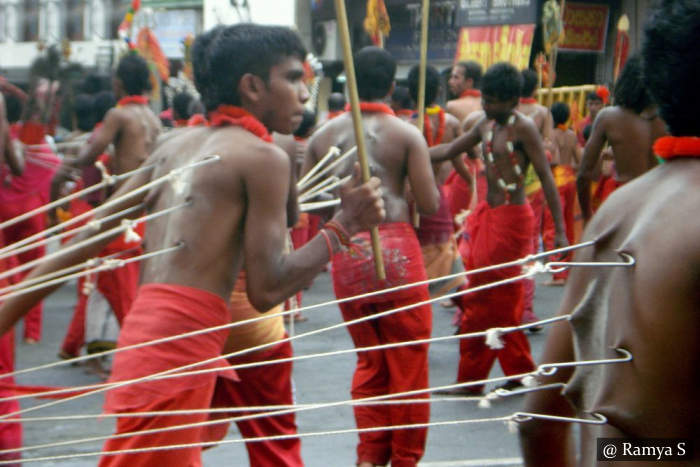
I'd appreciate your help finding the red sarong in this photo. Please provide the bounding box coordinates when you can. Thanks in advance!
[331,223,432,466]
[100,284,236,466]
[456,203,536,390]
[203,340,302,466]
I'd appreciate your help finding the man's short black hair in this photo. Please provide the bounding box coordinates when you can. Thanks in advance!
[391,86,413,110]
[551,101,570,126]
[3,93,22,123]
[327,92,346,112]
[355,46,396,101]
[173,92,194,120]
[74,94,94,131]
[407,64,440,107]
[643,0,700,135]
[520,69,539,97]
[196,24,307,111]
[116,53,151,96]
[456,60,483,89]
[482,62,522,102]
[92,90,116,123]
[613,54,652,114]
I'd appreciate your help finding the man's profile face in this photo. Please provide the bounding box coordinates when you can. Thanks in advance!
[448,65,468,96]
[260,57,310,135]
[482,94,516,122]
[587,98,603,119]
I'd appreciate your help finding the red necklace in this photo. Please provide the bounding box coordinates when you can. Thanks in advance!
[327,110,345,120]
[653,136,700,161]
[395,109,415,117]
[519,97,537,104]
[423,106,445,147]
[460,89,481,98]
[187,114,208,127]
[347,102,395,115]
[556,123,568,131]
[482,114,524,193]
[208,105,272,142]
[117,95,148,107]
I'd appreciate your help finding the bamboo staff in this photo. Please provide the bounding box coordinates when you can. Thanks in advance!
[334,0,386,280]
[413,0,430,228]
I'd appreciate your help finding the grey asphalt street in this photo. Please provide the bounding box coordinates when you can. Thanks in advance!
[14,271,565,466]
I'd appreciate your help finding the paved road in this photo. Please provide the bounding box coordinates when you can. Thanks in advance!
[14,271,565,466]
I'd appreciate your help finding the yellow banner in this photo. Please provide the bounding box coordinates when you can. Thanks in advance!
[455,24,535,70]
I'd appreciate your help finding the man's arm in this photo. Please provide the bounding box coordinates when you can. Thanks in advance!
[577,111,607,223]
[243,145,383,312]
[0,162,154,335]
[405,124,440,215]
[430,116,485,163]
[521,119,567,249]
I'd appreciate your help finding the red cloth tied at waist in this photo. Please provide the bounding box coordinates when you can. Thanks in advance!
[465,202,535,286]
[331,222,428,306]
[415,187,453,245]
[104,284,237,412]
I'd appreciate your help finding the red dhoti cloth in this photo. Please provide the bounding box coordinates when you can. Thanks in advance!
[0,232,22,465]
[204,340,301,466]
[331,223,432,467]
[541,165,577,281]
[522,189,544,323]
[592,175,624,212]
[100,284,236,467]
[202,271,302,466]
[0,133,59,341]
[456,203,536,391]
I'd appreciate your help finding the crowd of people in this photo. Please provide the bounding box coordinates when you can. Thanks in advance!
[0,0,697,465]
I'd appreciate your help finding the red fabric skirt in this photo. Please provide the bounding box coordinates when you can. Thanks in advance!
[331,222,428,306]
[105,284,236,412]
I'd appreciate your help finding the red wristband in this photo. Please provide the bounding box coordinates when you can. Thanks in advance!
[324,220,351,248]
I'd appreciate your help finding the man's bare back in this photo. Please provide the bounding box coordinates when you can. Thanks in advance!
[446,96,482,124]
[552,127,581,169]
[520,160,700,466]
[518,101,553,141]
[305,111,439,222]
[581,106,666,183]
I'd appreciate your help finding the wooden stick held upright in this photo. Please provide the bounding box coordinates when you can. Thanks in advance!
[413,0,430,228]
[334,0,386,280]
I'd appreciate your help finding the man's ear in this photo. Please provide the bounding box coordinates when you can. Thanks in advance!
[238,73,266,103]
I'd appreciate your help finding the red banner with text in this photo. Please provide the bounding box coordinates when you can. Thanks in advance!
[455,24,535,70]
[560,2,609,52]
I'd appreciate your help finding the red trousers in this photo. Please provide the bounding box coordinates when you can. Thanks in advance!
[204,340,303,466]
[0,193,45,341]
[456,203,536,390]
[60,258,140,357]
[522,190,544,323]
[332,223,432,467]
[541,178,577,281]
[0,329,22,467]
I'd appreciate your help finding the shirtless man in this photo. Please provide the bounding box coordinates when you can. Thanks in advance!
[445,60,483,123]
[517,69,553,142]
[0,24,384,466]
[574,89,605,148]
[576,54,667,223]
[407,64,468,298]
[304,46,439,467]
[431,63,566,394]
[520,3,700,464]
[51,53,162,208]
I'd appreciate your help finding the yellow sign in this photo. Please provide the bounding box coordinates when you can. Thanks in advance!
[455,24,535,70]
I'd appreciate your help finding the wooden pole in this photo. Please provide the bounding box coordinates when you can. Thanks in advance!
[413,0,430,228]
[334,0,386,280]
